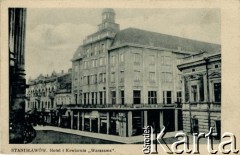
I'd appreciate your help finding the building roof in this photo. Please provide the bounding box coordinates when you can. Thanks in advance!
[177,52,221,71]
[111,28,221,54]
[72,45,83,61]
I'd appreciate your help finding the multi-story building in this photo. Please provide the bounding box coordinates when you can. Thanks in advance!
[177,52,221,139]
[26,69,72,125]
[70,8,221,137]
[55,69,72,107]
[26,72,58,113]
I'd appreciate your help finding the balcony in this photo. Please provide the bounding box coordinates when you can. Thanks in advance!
[66,103,177,110]
[183,102,221,111]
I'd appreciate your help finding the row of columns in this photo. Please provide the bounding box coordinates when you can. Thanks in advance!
[69,111,111,134]
[143,110,179,131]
[65,109,179,137]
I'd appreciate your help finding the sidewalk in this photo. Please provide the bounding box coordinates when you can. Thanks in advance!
[34,125,179,144]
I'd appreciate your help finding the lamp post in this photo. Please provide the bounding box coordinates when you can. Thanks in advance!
[204,56,211,130]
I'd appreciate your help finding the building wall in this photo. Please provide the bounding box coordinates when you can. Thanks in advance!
[55,93,71,106]
[108,46,186,105]
[72,9,119,105]
[26,79,57,111]
[178,53,221,135]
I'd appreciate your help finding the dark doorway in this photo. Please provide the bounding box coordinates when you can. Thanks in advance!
[148,110,160,132]
[163,109,175,132]
[215,120,221,140]
[192,118,199,133]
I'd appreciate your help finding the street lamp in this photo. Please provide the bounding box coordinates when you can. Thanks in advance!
[203,56,211,130]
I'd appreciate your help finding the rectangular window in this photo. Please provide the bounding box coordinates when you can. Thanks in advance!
[111,91,116,104]
[134,53,140,65]
[177,91,182,103]
[87,76,90,85]
[94,74,97,84]
[214,83,221,102]
[133,90,141,104]
[95,92,98,105]
[80,77,83,86]
[121,91,124,105]
[92,59,95,67]
[148,91,157,104]
[120,71,124,82]
[163,91,172,104]
[87,49,90,57]
[167,91,172,104]
[99,92,103,105]
[191,85,198,102]
[94,46,98,55]
[111,55,116,65]
[111,72,115,82]
[192,118,199,133]
[103,91,106,104]
[84,93,86,104]
[103,57,106,65]
[92,92,95,104]
[102,44,105,53]
[99,73,102,83]
[120,53,124,63]
[161,56,171,66]
[149,72,156,82]
[134,71,140,81]
[149,55,155,65]
[91,49,94,56]
[91,75,95,84]
[87,93,90,104]
[79,92,82,105]
[99,57,102,66]
[103,73,106,83]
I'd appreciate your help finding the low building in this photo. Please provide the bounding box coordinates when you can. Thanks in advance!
[177,52,221,139]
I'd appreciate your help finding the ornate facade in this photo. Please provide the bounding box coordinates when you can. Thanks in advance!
[26,69,72,125]
[178,52,221,139]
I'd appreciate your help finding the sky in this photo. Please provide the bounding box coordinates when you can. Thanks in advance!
[25,8,221,80]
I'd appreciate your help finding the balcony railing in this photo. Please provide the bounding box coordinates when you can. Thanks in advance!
[66,103,177,109]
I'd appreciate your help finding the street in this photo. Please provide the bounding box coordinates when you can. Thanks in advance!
[31,130,122,144]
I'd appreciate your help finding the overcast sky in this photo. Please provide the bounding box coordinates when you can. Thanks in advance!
[25,8,220,80]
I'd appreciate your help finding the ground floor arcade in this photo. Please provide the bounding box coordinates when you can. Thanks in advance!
[40,108,182,137]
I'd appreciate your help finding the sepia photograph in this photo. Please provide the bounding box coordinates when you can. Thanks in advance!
[9,7,221,144]
[2,0,240,154]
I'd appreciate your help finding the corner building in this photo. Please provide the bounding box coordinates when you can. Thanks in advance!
[178,52,221,139]
[71,8,221,137]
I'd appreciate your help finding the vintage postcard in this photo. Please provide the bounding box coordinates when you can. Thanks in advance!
[1,0,240,154]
